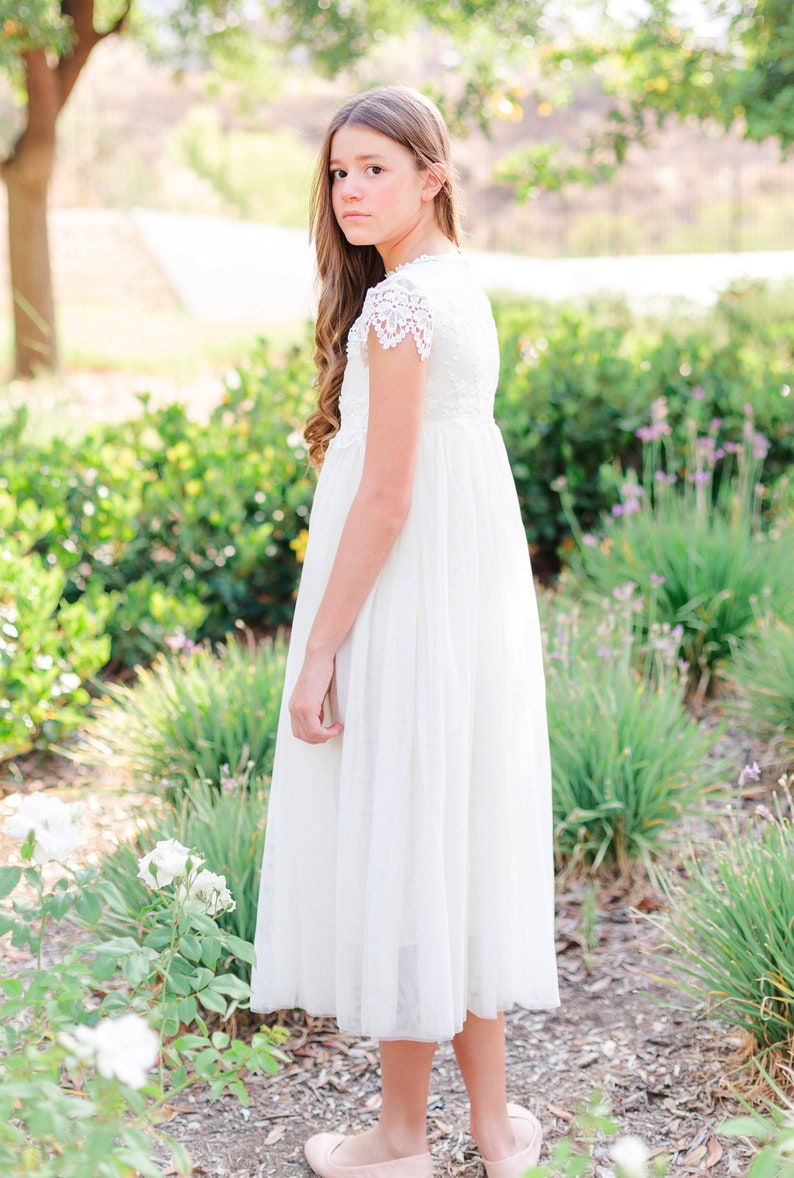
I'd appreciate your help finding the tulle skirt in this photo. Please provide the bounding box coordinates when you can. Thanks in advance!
[251,420,559,1041]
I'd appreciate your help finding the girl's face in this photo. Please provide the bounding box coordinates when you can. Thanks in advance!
[329,124,440,254]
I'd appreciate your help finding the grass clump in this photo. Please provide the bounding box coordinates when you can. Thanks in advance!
[564,402,791,694]
[726,618,794,760]
[78,631,286,795]
[663,798,794,1067]
[541,589,726,875]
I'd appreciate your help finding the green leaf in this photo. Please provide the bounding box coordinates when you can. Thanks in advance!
[143,926,173,951]
[197,988,228,1014]
[200,936,221,968]
[122,953,153,987]
[179,932,202,961]
[224,934,256,965]
[208,973,250,1000]
[0,978,23,999]
[74,888,102,927]
[47,890,73,921]
[90,955,119,982]
[167,1136,193,1176]
[177,995,198,1026]
[0,867,22,899]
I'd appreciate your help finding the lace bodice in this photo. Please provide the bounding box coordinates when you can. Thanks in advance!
[331,254,499,450]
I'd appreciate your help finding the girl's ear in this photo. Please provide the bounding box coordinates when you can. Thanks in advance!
[421,163,447,202]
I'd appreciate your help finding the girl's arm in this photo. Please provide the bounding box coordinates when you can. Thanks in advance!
[288,331,427,744]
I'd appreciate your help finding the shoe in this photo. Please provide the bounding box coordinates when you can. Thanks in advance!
[304,1133,434,1178]
[481,1105,543,1178]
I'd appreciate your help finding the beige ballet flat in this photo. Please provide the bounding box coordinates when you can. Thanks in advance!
[304,1133,434,1178]
[481,1104,543,1178]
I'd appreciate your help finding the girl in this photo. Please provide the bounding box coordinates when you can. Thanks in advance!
[251,86,559,1178]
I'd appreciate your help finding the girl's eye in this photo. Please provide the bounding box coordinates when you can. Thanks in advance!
[331,169,347,181]
[367,165,383,176]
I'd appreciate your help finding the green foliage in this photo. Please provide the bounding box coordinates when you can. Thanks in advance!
[95,773,267,978]
[726,618,794,758]
[663,803,794,1060]
[0,524,112,760]
[78,631,286,794]
[563,412,792,692]
[0,339,315,669]
[491,286,794,558]
[1,812,286,1176]
[722,1067,794,1178]
[541,589,725,873]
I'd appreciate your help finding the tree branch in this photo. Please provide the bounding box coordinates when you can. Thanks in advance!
[56,0,131,112]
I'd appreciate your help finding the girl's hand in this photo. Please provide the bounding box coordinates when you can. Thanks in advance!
[289,650,344,744]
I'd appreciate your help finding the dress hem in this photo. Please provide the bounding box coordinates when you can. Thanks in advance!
[249,998,562,1043]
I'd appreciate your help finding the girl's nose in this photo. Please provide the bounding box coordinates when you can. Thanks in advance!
[341,177,361,201]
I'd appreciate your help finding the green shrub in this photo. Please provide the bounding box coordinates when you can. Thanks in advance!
[77,631,286,795]
[725,618,794,759]
[0,339,316,667]
[541,589,725,873]
[94,772,267,980]
[663,805,794,1060]
[491,284,794,558]
[564,408,792,692]
[0,523,112,758]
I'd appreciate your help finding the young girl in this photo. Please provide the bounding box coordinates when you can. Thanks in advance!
[251,86,559,1178]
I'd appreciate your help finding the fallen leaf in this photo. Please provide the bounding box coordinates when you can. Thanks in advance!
[706,1138,724,1168]
[265,1125,286,1146]
[547,1104,574,1122]
[683,1143,707,1166]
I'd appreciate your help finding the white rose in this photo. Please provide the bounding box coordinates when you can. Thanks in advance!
[137,839,202,889]
[612,1136,650,1178]
[7,793,81,864]
[177,868,236,916]
[60,1013,159,1090]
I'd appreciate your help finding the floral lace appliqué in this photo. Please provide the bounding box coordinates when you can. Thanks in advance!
[349,282,433,362]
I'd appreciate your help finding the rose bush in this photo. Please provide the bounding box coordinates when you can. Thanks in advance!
[0,796,286,1176]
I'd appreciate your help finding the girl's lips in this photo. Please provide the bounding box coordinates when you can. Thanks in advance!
[343,211,368,219]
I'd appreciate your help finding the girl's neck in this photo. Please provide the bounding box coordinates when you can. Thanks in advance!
[378,229,455,276]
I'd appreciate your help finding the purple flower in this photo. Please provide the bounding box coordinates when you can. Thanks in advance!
[650,574,666,588]
[622,498,641,515]
[635,422,672,443]
[653,470,677,485]
[690,470,710,485]
[612,582,638,603]
[709,417,722,433]
[597,645,611,659]
[724,442,740,454]
[697,436,716,452]
[582,533,598,548]
[691,385,705,401]
[651,396,669,422]
[715,448,725,459]
[751,433,770,460]
[739,761,761,784]
[612,503,624,516]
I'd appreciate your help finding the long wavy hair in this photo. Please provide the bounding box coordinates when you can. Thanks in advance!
[304,86,464,468]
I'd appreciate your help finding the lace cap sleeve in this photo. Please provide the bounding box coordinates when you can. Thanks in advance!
[352,280,434,362]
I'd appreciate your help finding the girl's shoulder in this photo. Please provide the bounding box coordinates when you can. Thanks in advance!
[349,253,488,362]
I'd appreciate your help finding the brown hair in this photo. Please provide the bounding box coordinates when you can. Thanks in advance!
[304,86,463,468]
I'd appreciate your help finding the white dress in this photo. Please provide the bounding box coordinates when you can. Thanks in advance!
[251,253,559,1042]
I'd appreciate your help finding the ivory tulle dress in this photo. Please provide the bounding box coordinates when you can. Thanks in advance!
[251,253,559,1041]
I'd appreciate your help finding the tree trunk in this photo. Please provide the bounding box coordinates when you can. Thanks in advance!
[5,111,58,377]
[1,1,129,379]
